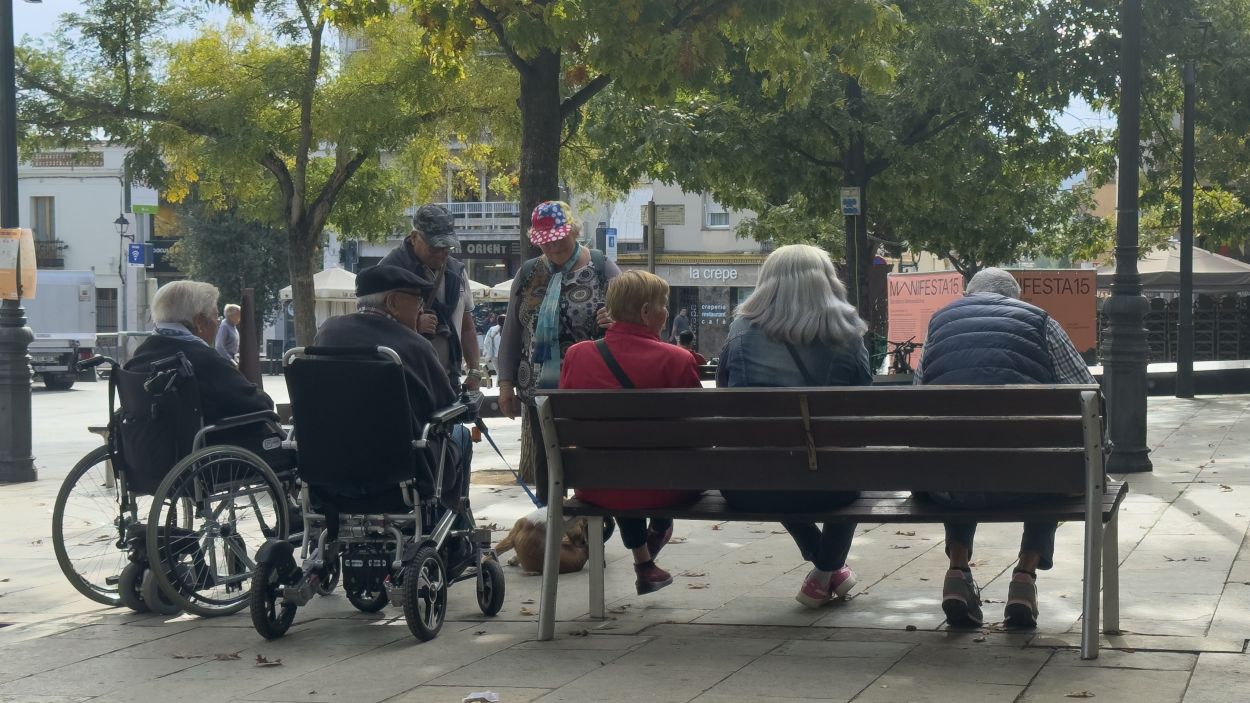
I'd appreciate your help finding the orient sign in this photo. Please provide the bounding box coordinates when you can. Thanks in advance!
[460,241,521,258]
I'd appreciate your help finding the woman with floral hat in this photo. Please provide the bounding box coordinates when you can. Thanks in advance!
[496,201,621,486]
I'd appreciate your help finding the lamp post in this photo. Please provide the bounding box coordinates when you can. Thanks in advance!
[1176,20,1211,400]
[115,214,130,337]
[1102,0,1153,473]
[0,0,38,482]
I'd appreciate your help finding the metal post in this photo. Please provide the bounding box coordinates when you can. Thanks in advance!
[1177,60,1197,399]
[238,288,261,388]
[0,0,36,482]
[1102,0,1152,473]
[646,199,657,274]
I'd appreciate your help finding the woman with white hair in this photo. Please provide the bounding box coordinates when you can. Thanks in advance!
[126,280,276,431]
[715,244,873,608]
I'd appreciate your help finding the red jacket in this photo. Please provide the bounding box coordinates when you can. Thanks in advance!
[560,321,701,510]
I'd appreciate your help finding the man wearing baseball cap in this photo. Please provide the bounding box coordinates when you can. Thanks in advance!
[380,204,482,391]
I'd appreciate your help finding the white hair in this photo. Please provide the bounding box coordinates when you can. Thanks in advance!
[736,244,867,346]
[152,281,220,326]
[223,303,241,316]
[357,292,391,310]
[966,267,1021,298]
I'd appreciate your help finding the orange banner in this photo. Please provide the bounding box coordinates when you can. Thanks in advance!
[886,271,964,369]
[0,228,37,301]
[1011,269,1097,358]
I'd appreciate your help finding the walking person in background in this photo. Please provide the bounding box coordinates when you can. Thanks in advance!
[560,271,701,594]
[497,201,620,485]
[482,314,505,384]
[715,244,873,608]
[669,307,691,343]
[214,303,241,365]
[914,267,1096,629]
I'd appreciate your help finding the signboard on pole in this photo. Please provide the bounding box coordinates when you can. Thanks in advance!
[604,227,618,262]
[127,243,147,267]
[131,185,159,215]
[840,187,862,216]
[0,228,37,300]
[886,271,964,369]
[1010,269,1098,359]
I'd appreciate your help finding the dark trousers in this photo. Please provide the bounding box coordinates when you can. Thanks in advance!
[925,491,1059,571]
[618,518,674,551]
[720,490,860,571]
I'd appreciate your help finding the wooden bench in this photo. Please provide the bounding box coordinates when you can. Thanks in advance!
[535,385,1125,659]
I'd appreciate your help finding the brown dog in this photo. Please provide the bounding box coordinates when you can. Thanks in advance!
[494,509,590,574]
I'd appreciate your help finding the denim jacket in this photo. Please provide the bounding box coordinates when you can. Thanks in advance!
[715,317,873,388]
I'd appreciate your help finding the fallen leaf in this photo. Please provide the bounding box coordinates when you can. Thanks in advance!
[482,523,500,531]
[608,606,628,614]
[214,651,242,661]
[171,653,201,659]
[680,571,706,578]
[1065,692,1095,699]
[919,577,929,582]
[711,524,721,531]
[973,636,987,642]
[1219,485,1233,492]
[521,599,535,604]
[1194,556,1210,562]
[1236,513,1246,518]
[29,539,42,546]
[770,530,788,535]
[254,655,282,667]
[474,630,487,636]
[1163,556,1186,562]
[738,560,758,565]
[520,607,536,616]
[905,625,918,631]
[668,537,688,544]
[890,545,911,550]
[750,530,766,534]
[983,598,1004,604]
[568,629,589,637]
[686,582,710,589]
[1193,510,1202,516]
[894,530,916,536]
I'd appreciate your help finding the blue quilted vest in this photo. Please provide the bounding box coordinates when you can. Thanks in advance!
[920,293,1054,385]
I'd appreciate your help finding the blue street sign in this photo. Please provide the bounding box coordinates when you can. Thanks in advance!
[127,243,146,267]
[840,187,862,216]
[604,227,618,261]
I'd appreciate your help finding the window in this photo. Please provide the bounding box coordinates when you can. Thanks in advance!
[703,195,729,229]
[31,197,55,241]
[96,288,118,333]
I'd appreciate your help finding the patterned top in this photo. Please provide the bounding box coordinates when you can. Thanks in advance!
[498,253,619,402]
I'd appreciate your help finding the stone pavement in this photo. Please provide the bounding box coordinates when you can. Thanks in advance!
[1,381,1248,702]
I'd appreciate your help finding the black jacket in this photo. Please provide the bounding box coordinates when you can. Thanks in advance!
[379,240,467,374]
[126,334,275,423]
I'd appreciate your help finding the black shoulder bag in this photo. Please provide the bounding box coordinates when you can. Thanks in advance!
[594,339,635,389]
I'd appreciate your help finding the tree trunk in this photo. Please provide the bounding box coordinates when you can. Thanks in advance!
[843,76,872,321]
[517,48,563,258]
[288,230,318,345]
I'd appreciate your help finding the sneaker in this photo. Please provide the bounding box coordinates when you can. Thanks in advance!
[634,562,673,595]
[1004,572,1039,628]
[645,525,673,560]
[941,569,983,627]
[795,566,857,609]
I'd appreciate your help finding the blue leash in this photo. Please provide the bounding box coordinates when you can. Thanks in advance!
[474,418,544,509]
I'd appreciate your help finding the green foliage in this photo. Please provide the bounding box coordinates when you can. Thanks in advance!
[168,195,290,326]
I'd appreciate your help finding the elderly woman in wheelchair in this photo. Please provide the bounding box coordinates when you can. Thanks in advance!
[248,266,505,642]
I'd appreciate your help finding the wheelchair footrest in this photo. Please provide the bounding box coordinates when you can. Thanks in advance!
[470,527,492,546]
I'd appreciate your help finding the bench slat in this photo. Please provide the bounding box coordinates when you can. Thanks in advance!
[554,416,1084,449]
[561,447,1087,493]
[563,482,1127,524]
[541,385,1097,420]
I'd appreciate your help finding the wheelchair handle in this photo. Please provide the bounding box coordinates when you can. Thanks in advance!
[75,355,118,371]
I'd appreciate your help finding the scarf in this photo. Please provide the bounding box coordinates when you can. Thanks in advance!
[530,241,582,389]
[154,323,209,347]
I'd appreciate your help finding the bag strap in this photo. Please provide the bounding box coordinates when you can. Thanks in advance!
[784,342,819,386]
[594,339,635,389]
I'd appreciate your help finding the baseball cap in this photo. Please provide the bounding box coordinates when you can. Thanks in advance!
[412,204,459,249]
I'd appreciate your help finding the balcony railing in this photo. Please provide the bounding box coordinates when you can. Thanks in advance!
[35,238,67,269]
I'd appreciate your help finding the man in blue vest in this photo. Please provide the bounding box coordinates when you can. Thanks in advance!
[381,205,481,391]
[915,267,1095,630]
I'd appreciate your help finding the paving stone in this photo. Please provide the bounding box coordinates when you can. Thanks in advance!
[1181,653,1250,703]
[1045,648,1197,671]
[850,678,1024,702]
[0,651,201,697]
[0,636,137,680]
[691,596,829,627]
[427,647,623,689]
[770,639,913,659]
[533,661,733,703]
[701,653,890,700]
[879,643,1051,686]
[391,686,553,703]
[608,635,781,672]
[1019,662,1190,702]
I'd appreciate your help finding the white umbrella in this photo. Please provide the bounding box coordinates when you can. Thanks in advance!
[488,279,514,301]
[466,278,491,301]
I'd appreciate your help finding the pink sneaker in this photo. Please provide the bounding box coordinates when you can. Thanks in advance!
[795,566,857,609]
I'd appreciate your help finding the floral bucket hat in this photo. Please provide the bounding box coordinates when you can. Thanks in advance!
[528,200,575,245]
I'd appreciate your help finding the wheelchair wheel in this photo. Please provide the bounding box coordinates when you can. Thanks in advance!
[117,561,150,613]
[402,546,447,641]
[250,560,298,640]
[346,587,388,613]
[146,446,289,618]
[140,568,183,615]
[52,446,130,606]
[476,558,506,617]
[316,555,341,596]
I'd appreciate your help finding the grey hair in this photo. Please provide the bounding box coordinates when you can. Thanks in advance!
[965,267,1021,299]
[357,292,391,310]
[152,281,220,326]
[736,244,867,346]
[223,303,241,316]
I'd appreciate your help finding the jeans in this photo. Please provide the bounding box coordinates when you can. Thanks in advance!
[617,518,674,552]
[924,491,1059,571]
[720,490,860,571]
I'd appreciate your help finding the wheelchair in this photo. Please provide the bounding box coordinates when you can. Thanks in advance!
[249,346,505,642]
[51,353,294,617]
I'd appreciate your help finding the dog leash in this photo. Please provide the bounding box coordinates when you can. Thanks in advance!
[474,418,545,509]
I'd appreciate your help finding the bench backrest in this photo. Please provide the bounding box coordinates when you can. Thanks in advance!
[536,385,1103,496]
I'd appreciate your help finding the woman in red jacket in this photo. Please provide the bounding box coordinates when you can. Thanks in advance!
[559,270,701,595]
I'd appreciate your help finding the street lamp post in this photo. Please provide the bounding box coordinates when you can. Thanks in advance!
[0,0,36,483]
[1177,20,1210,400]
[115,214,130,337]
[1102,0,1153,473]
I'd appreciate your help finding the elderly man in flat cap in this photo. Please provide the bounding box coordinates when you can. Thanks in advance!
[381,204,482,392]
[314,265,473,511]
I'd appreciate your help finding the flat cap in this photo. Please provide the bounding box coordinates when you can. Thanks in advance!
[413,204,459,249]
[355,264,433,297]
